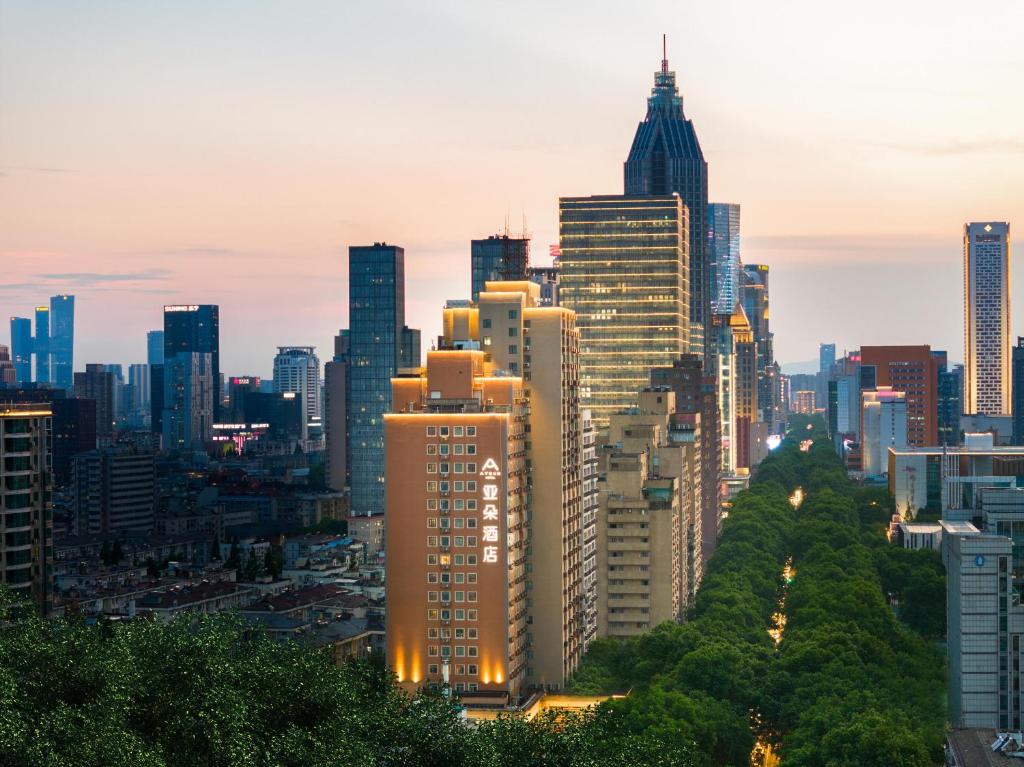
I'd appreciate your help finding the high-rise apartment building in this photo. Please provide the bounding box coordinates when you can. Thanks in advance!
[709,312,738,473]
[146,330,164,367]
[597,388,700,637]
[74,364,115,440]
[0,404,53,614]
[385,351,529,699]
[559,194,689,427]
[741,265,776,426]
[708,203,740,314]
[470,235,529,302]
[161,352,213,449]
[651,354,722,566]
[163,305,220,420]
[964,222,1011,416]
[730,305,758,470]
[624,43,708,354]
[792,390,815,415]
[861,387,907,477]
[860,345,938,447]
[273,347,321,443]
[347,243,420,517]
[580,409,599,648]
[49,295,74,389]
[71,447,155,535]
[442,280,588,688]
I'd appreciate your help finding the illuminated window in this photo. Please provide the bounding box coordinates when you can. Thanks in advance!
[439,555,450,566]
[427,481,437,491]
[427,463,437,474]
[427,609,438,620]
[428,646,438,657]
[427,536,438,547]
[428,628,438,639]
[427,518,438,528]
[427,444,437,455]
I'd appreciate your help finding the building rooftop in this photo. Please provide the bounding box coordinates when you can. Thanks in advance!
[947,728,1024,766]
[940,521,981,535]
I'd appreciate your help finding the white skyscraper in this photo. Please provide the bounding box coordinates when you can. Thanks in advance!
[964,222,1011,416]
[861,386,907,477]
[272,346,321,441]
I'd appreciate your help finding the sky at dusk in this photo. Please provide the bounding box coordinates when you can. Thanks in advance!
[3,0,1024,376]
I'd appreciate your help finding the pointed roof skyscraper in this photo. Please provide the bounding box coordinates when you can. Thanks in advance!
[624,37,709,358]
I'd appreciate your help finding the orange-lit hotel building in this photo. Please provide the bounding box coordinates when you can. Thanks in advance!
[385,350,529,698]
[386,280,592,701]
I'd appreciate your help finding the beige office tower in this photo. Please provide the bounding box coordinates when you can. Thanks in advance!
[442,280,588,689]
[964,222,1011,415]
[559,195,689,428]
[596,388,699,638]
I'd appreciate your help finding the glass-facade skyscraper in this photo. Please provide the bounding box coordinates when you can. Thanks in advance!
[470,234,530,301]
[163,305,220,421]
[33,306,49,384]
[9,317,32,384]
[49,294,74,390]
[347,243,418,516]
[708,203,740,314]
[147,330,165,366]
[559,194,689,427]
[624,48,708,356]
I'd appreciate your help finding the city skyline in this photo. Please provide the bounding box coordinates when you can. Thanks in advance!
[4,2,1024,375]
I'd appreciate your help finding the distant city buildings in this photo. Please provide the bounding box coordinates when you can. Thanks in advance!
[161,305,219,449]
[964,222,1011,416]
[74,364,116,441]
[273,346,322,445]
[8,295,75,387]
[71,447,155,535]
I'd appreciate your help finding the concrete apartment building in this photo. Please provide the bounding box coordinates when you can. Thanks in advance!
[0,404,53,614]
[596,388,700,638]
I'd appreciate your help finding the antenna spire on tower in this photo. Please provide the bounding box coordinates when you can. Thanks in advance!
[661,34,668,74]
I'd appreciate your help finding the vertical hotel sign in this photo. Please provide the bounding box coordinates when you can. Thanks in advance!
[479,458,501,564]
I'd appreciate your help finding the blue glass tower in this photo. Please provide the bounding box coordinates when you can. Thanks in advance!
[625,39,708,356]
[708,203,740,314]
[347,243,408,517]
[49,294,74,390]
[33,306,50,384]
[147,330,164,366]
[163,305,220,421]
[9,317,32,384]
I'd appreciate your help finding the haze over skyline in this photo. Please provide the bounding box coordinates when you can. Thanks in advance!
[3,0,1023,376]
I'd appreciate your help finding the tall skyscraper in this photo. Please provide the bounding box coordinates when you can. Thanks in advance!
[819,343,836,375]
[385,350,529,698]
[74,364,116,440]
[163,305,220,420]
[324,332,348,493]
[934,351,963,447]
[708,203,740,314]
[33,306,49,384]
[1013,339,1024,446]
[624,40,708,354]
[347,243,420,517]
[470,234,529,301]
[147,330,165,366]
[742,264,775,426]
[161,352,213,449]
[273,346,321,442]
[0,403,54,615]
[964,222,1011,416]
[559,194,689,427]
[9,317,32,384]
[48,294,74,389]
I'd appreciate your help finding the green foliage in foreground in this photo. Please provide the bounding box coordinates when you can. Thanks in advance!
[570,417,946,766]
[0,597,699,767]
